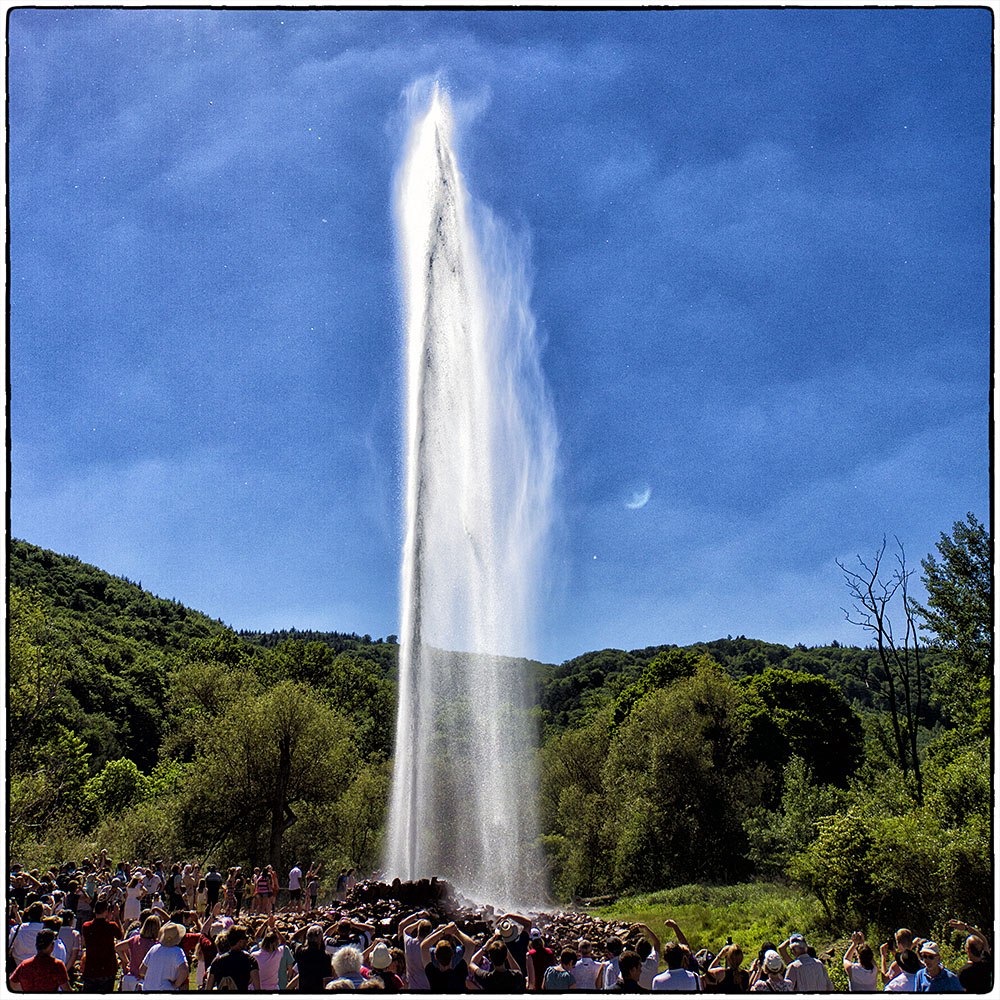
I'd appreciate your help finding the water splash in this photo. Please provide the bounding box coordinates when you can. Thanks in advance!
[384,83,556,905]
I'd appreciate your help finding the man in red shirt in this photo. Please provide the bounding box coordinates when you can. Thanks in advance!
[9,928,70,992]
[79,900,122,992]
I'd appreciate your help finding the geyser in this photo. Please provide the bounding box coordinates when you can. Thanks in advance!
[384,83,556,905]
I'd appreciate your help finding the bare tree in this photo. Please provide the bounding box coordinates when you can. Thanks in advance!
[837,537,925,805]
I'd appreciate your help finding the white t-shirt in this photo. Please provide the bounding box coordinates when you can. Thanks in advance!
[602,956,621,989]
[8,922,43,966]
[142,942,188,991]
[288,867,302,891]
[404,931,430,991]
[639,952,660,989]
[885,970,918,992]
[572,955,601,989]
[653,967,701,991]
[142,874,162,895]
[847,962,878,991]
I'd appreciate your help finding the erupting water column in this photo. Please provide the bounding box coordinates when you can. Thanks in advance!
[385,84,556,905]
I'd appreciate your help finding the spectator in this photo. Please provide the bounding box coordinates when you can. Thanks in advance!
[293,923,334,991]
[527,926,557,989]
[307,864,322,910]
[750,950,789,993]
[611,950,647,992]
[9,927,69,993]
[139,922,189,992]
[469,936,529,992]
[7,902,46,968]
[204,865,224,913]
[288,862,304,912]
[779,934,830,992]
[881,927,916,983]
[947,920,992,993]
[79,899,122,992]
[543,948,578,991]
[653,942,701,991]
[206,925,260,991]
[631,923,663,989]
[600,936,625,990]
[115,913,160,991]
[253,921,296,990]
[884,950,923,992]
[914,941,963,992]
[497,912,533,975]
[840,931,878,992]
[364,940,405,991]
[420,922,469,992]
[707,943,750,992]
[397,910,433,990]
[572,939,601,989]
[333,945,367,988]
[57,909,82,983]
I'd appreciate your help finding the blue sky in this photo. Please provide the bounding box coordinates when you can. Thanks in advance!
[9,9,991,663]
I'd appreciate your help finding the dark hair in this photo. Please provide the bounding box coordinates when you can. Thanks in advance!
[636,939,652,959]
[898,950,922,974]
[415,920,432,939]
[560,948,578,966]
[93,900,109,916]
[968,940,984,959]
[606,937,623,957]
[486,942,509,966]
[35,929,57,951]
[619,951,642,977]
[858,945,874,970]
[60,910,75,926]
[434,941,453,965]
[663,942,684,969]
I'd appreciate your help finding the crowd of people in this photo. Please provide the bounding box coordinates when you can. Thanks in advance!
[6,856,993,992]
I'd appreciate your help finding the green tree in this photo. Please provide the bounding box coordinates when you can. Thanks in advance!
[183,681,358,870]
[738,668,864,787]
[84,758,152,817]
[611,648,719,730]
[912,512,991,730]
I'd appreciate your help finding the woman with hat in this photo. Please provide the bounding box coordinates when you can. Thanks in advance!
[364,939,405,990]
[750,950,790,992]
[139,922,190,992]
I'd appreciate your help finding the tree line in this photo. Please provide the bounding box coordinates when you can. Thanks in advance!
[7,514,991,936]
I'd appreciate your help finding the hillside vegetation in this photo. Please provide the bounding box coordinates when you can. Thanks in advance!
[7,515,991,936]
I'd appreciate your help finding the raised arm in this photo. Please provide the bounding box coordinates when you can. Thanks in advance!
[843,931,861,974]
[636,921,661,954]
[397,910,429,938]
[469,935,498,976]
[500,911,532,932]
[948,920,991,954]
[420,922,454,966]
[777,938,793,967]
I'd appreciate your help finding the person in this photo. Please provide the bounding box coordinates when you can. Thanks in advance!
[293,923,334,991]
[707,943,750,991]
[306,862,322,910]
[206,925,260,991]
[122,877,143,926]
[335,869,349,902]
[653,942,701,991]
[115,913,160,991]
[842,931,878,991]
[79,899,122,992]
[884,949,923,992]
[57,909,82,984]
[140,868,162,911]
[7,902,47,968]
[183,864,199,911]
[254,867,275,917]
[363,940,405,991]
[750,950,789,993]
[288,863,303,912]
[397,910,433,990]
[528,926,557,988]
[633,923,663,990]
[469,935,529,992]
[9,927,70,993]
[543,948,578,990]
[600,936,626,990]
[914,941,963,992]
[138,922,189,992]
[204,865,224,913]
[779,934,830,992]
[252,917,296,991]
[611,951,647,992]
[333,945,367,988]
[421,922,469,992]
[880,927,916,984]
[573,940,601,990]
[948,920,992,993]
[497,912,533,975]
